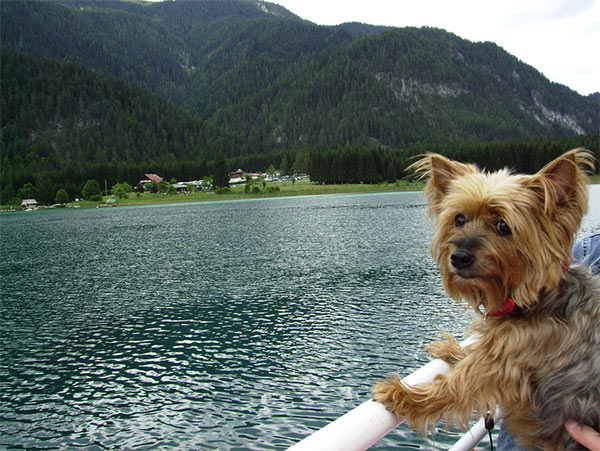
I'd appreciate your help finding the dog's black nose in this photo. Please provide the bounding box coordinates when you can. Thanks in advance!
[451,250,474,269]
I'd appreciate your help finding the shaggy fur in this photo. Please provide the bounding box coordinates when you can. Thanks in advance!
[372,149,600,450]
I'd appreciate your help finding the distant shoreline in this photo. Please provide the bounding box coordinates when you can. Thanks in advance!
[3,176,599,212]
[1,180,425,212]
[93,181,426,208]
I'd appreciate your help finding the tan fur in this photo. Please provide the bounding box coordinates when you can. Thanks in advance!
[426,332,465,365]
[372,149,598,450]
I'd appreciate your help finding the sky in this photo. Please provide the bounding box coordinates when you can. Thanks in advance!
[270,0,600,96]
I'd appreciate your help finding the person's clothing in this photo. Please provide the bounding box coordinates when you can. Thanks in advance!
[572,233,600,276]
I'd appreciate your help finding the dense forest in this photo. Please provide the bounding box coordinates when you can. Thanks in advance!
[1,0,598,205]
[0,48,241,204]
[0,49,241,164]
[308,136,600,185]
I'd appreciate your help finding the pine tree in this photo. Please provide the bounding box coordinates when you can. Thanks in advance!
[212,151,230,188]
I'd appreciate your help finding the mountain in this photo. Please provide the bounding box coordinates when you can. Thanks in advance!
[2,0,597,149]
[0,47,239,163]
[0,47,258,203]
[0,0,598,203]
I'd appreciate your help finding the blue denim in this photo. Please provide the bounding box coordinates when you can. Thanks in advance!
[497,233,600,450]
[497,425,532,450]
[572,233,600,276]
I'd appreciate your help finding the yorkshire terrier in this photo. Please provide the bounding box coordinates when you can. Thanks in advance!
[372,149,599,450]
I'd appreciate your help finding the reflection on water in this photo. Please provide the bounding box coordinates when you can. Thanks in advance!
[1,188,598,449]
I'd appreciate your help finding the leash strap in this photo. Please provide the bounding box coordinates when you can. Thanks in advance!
[485,411,495,451]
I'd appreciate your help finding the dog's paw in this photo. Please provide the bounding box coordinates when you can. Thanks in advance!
[371,375,407,415]
[426,332,465,365]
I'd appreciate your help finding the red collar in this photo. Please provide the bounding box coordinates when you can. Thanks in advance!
[487,260,569,318]
[487,297,516,317]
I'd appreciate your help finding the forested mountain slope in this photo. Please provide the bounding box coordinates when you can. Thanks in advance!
[1,0,596,153]
[1,0,598,204]
[0,48,242,202]
[0,0,354,111]
[259,27,598,147]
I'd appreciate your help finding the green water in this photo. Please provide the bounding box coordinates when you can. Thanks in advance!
[1,190,598,450]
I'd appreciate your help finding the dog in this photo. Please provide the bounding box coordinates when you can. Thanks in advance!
[372,149,600,450]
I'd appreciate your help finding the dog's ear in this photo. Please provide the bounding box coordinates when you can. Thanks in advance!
[409,153,478,213]
[526,148,593,213]
[523,149,592,265]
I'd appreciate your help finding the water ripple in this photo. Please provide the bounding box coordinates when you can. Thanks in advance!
[1,189,598,449]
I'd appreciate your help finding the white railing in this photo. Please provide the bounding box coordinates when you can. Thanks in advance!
[289,336,489,451]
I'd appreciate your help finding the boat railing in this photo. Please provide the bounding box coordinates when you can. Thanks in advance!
[288,336,492,451]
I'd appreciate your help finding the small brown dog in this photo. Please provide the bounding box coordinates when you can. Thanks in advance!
[372,149,600,449]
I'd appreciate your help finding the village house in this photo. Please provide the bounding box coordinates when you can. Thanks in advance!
[229,169,264,184]
[140,174,163,185]
[136,174,164,192]
[229,169,245,184]
[172,181,204,193]
[21,199,38,210]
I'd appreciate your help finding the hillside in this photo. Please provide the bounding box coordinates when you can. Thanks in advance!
[0,1,352,112]
[0,0,598,204]
[0,48,241,203]
[2,0,597,150]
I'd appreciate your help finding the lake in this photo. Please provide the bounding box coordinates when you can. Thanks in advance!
[1,188,599,450]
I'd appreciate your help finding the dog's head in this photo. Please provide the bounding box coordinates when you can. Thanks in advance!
[410,149,593,314]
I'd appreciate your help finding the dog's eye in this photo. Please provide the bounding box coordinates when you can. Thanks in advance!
[496,219,511,236]
[454,214,466,227]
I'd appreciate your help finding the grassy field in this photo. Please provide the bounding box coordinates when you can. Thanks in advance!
[4,175,598,211]
[98,179,425,207]
[0,179,424,210]
[76,175,600,208]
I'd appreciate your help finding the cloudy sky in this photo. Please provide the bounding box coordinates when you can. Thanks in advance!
[272,0,600,96]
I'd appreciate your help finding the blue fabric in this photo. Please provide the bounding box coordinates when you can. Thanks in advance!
[497,425,534,450]
[572,233,600,276]
[496,233,600,450]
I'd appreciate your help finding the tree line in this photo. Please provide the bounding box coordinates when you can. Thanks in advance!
[308,135,599,185]
[3,135,597,206]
